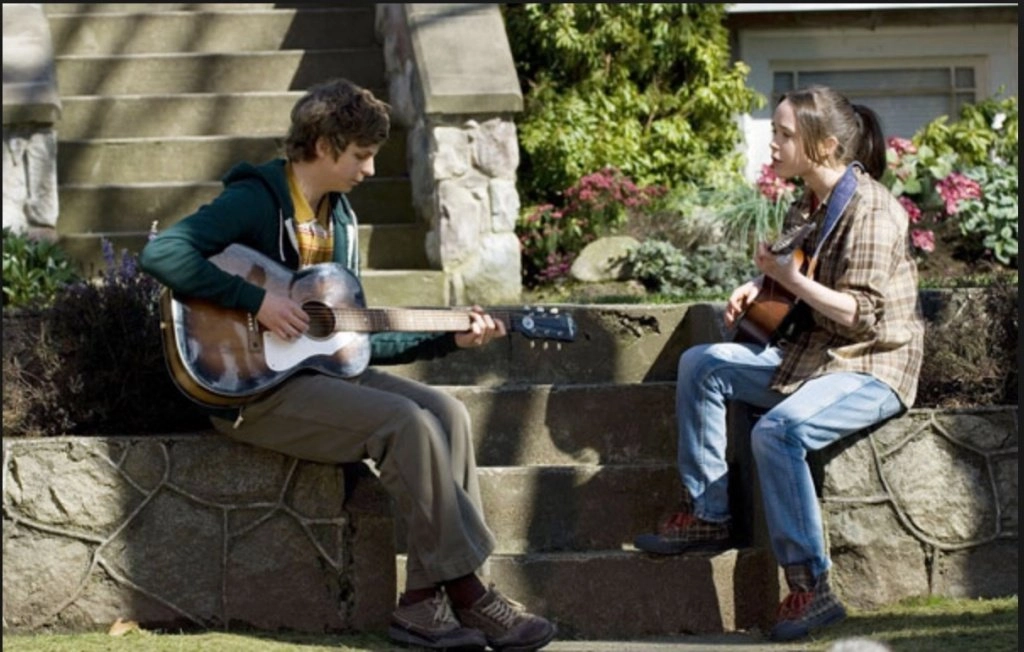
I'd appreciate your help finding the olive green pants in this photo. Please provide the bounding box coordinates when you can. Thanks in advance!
[212,368,495,591]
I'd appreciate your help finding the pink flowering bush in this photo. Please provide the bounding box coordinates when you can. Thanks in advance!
[882,95,1017,268]
[883,134,1016,266]
[517,167,665,286]
[756,163,797,204]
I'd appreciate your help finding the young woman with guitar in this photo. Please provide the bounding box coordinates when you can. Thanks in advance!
[141,79,556,652]
[633,85,925,642]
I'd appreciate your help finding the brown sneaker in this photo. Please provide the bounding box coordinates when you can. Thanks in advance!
[455,585,556,651]
[633,511,731,555]
[388,593,487,650]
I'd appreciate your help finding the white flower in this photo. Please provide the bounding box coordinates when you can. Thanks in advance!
[992,112,1007,131]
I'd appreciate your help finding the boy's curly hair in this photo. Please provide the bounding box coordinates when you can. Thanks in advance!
[285,78,390,162]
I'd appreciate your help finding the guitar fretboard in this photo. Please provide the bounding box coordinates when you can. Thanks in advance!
[310,307,516,333]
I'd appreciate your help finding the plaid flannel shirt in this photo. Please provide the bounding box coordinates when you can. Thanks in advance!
[772,167,925,408]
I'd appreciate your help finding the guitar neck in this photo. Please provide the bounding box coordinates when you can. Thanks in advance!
[327,307,517,333]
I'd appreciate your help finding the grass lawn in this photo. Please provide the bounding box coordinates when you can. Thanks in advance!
[2,595,1016,652]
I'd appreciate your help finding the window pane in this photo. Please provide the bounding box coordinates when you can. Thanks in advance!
[798,69,951,92]
[771,66,980,139]
[955,93,975,114]
[955,67,976,89]
[774,72,794,92]
[852,94,952,139]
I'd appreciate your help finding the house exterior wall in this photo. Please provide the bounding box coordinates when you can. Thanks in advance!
[727,4,1018,181]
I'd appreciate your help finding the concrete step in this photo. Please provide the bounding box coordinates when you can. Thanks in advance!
[398,549,781,639]
[59,222,429,275]
[58,92,302,138]
[447,383,677,466]
[386,304,726,385]
[360,269,449,307]
[54,49,385,95]
[47,6,376,55]
[57,176,413,232]
[391,462,686,555]
[56,132,407,182]
[477,464,679,554]
[44,3,285,14]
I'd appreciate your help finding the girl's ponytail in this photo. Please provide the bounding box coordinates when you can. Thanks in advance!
[852,103,886,180]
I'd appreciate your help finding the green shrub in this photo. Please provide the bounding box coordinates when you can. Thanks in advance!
[915,91,1018,169]
[504,3,763,204]
[625,238,755,300]
[956,164,1018,265]
[2,227,82,309]
[3,238,207,436]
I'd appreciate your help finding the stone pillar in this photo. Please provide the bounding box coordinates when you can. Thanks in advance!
[377,4,524,305]
[2,3,62,239]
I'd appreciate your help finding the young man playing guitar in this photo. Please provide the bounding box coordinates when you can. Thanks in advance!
[633,85,924,642]
[141,78,556,651]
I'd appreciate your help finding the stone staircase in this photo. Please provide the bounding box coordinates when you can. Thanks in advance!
[384,303,781,638]
[45,3,443,306]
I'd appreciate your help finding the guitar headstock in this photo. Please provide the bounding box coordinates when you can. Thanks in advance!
[508,307,577,343]
[770,222,816,255]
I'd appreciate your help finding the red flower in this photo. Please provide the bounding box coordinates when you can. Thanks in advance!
[936,172,982,216]
[898,196,923,223]
[911,228,936,253]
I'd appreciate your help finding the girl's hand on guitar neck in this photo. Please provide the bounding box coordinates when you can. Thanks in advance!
[257,292,310,341]
[454,306,508,348]
[755,241,803,289]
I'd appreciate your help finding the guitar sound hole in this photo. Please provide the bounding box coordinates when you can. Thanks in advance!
[302,301,335,339]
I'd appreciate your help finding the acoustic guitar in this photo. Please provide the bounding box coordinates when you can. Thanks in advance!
[732,222,816,345]
[159,244,577,408]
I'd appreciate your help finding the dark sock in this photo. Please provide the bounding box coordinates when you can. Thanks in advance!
[442,573,487,609]
[399,586,438,606]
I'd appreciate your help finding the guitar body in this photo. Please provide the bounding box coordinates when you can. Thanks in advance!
[161,244,372,407]
[733,244,812,346]
[732,276,799,345]
[160,244,577,408]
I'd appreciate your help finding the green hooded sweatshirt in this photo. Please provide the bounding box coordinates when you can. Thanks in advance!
[140,159,459,415]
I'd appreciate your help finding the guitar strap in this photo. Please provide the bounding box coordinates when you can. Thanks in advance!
[770,162,862,345]
[806,162,862,278]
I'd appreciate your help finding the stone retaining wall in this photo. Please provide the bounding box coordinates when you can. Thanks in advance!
[2,435,394,633]
[820,405,1018,609]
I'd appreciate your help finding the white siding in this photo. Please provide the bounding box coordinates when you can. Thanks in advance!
[734,22,1018,180]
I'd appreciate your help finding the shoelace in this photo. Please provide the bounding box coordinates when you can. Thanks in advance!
[660,511,695,532]
[480,590,524,629]
[776,591,814,620]
[430,595,457,626]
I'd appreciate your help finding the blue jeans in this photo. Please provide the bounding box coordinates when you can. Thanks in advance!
[676,342,904,578]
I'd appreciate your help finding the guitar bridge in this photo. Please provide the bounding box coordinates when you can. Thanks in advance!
[246,313,263,353]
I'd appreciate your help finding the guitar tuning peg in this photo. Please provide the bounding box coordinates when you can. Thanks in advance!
[556,343,562,351]
[543,341,549,350]
[529,341,536,349]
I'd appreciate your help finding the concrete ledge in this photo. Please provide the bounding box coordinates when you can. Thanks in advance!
[404,4,523,116]
[1,434,395,633]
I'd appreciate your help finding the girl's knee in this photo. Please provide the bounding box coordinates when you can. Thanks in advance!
[678,343,715,382]
[751,414,793,457]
